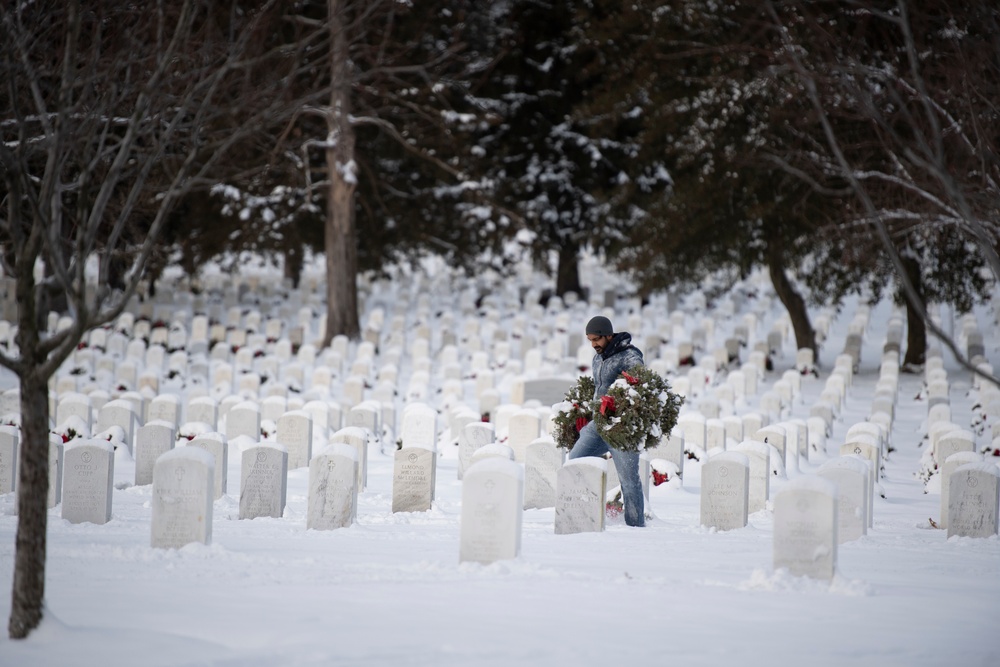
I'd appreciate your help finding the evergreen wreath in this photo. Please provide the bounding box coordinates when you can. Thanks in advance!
[552,375,596,449]
[592,365,684,453]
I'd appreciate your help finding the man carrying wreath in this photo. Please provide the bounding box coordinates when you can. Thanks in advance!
[569,315,646,527]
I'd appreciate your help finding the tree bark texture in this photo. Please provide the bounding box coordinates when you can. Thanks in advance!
[322,0,360,346]
[767,245,817,361]
[555,241,583,298]
[901,254,927,368]
[8,267,50,639]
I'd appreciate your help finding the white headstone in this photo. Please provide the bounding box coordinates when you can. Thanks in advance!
[646,432,684,482]
[460,458,524,564]
[187,433,228,499]
[151,447,214,548]
[732,440,770,514]
[947,463,1000,539]
[46,438,64,508]
[330,426,369,492]
[147,394,181,428]
[554,457,607,535]
[307,444,359,530]
[226,401,261,443]
[401,403,437,450]
[0,426,18,494]
[507,409,541,462]
[186,396,219,430]
[840,439,879,527]
[524,437,564,510]
[276,410,313,470]
[460,422,496,477]
[135,421,176,486]
[817,456,871,543]
[939,451,983,529]
[96,399,137,454]
[392,446,435,513]
[61,440,115,525]
[677,413,707,452]
[700,452,750,531]
[56,393,93,431]
[754,424,786,470]
[773,476,838,581]
[239,443,288,520]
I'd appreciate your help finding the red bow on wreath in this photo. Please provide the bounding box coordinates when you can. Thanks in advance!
[621,371,640,386]
[599,395,616,416]
[575,416,589,432]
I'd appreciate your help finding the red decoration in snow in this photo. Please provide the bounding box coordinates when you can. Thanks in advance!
[652,470,670,486]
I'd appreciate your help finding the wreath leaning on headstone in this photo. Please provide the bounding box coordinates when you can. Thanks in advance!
[592,365,684,453]
[552,375,596,450]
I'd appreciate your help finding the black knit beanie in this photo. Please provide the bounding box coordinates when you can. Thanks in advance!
[585,315,613,336]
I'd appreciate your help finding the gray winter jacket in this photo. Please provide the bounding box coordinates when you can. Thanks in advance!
[592,332,644,399]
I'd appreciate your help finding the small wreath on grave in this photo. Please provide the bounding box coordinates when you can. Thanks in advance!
[552,375,596,450]
[591,365,684,453]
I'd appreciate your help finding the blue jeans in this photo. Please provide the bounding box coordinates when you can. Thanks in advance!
[569,421,645,527]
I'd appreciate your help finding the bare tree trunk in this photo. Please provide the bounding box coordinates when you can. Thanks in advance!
[555,240,582,298]
[901,254,926,369]
[8,271,50,639]
[767,244,817,360]
[322,0,360,347]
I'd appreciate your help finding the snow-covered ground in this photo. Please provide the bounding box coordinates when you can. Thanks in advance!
[1,258,998,667]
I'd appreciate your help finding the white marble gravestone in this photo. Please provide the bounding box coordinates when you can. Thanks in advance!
[151,446,214,548]
[460,458,525,564]
[939,451,982,529]
[261,396,287,423]
[935,432,975,469]
[773,476,838,581]
[348,401,382,449]
[555,457,607,535]
[187,433,229,499]
[754,425,786,469]
[56,393,93,430]
[677,413,707,453]
[239,443,288,520]
[705,418,727,452]
[303,400,335,440]
[61,440,115,525]
[401,403,437,450]
[0,426,17,494]
[187,396,219,429]
[470,443,515,465]
[452,409,481,480]
[839,440,878,527]
[47,438,64,508]
[226,401,261,443]
[524,436,563,510]
[276,410,313,470]
[817,456,870,543]
[646,432,684,482]
[460,422,496,477]
[135,420,176,486]
[96,399,137,454]
[507,409,541,462]
[307,444,359,530]
[392,446,435,513]
[330,426,369,492]
[700,451,750,531]
[732,440,770,513]
[148,394,181,428]
[947,463,1000,539]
